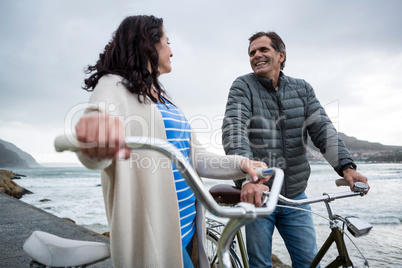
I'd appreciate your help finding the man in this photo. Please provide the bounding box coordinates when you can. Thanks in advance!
[221,31,369,267]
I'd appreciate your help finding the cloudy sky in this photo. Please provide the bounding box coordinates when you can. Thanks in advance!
[1,0,402,164]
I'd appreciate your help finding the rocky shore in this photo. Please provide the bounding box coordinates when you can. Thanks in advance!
[0,169,32,199]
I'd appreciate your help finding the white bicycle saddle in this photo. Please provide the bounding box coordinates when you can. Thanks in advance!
[23,230,110,267]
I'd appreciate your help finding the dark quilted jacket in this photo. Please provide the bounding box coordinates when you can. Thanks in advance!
[222,72,355,198]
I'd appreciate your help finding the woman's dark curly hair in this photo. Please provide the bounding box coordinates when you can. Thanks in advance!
[83,15,166,103]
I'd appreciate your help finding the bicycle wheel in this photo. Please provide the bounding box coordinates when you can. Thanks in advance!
[205,228,243,268]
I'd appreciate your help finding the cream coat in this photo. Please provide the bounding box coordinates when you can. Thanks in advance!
[79,75,246,268]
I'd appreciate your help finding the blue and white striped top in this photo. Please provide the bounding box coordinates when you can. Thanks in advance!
[155,99,196,249]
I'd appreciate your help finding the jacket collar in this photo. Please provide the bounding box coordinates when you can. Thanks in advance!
[253,71,285,91]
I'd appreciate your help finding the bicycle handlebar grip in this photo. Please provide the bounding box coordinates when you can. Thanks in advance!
[336,179,369,193]
[54,135,112,170]
[335,178,349,187]
[246,167,273,181]
[256,167,274,178]
[54,134,79,152]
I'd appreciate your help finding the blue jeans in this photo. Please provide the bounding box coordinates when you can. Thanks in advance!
[245,192,320,268]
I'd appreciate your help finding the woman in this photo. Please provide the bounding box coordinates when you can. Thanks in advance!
[75,15,267,268]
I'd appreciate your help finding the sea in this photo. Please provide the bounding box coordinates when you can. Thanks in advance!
[12,163,402,267]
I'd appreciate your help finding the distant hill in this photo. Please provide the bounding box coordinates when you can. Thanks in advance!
[308,133,402,163]
[0,139,40,168]
[309,132,402,151]
[338,133,402,151]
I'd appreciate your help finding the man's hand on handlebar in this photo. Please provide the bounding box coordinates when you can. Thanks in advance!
[241,183,269,208]
[342,168,370,194]
[75,113,131,160]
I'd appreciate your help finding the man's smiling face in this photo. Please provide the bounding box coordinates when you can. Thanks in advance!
[249,36,284,80]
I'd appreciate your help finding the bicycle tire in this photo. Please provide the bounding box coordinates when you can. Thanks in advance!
[205,228,243,268]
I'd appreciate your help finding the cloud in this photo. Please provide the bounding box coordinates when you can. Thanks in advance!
[1,0,402,164]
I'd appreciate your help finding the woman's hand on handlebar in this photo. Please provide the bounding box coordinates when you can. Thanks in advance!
[75,113,131,160]
[239,159,270,184]
[238,159,272,207]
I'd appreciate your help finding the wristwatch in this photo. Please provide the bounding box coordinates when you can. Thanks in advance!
[341,163,356,172]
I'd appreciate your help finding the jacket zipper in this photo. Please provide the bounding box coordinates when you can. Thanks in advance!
[276,90,288,197]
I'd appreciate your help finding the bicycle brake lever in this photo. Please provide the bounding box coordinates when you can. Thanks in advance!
[262,191,270,205]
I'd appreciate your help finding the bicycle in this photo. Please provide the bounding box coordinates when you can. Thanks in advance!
[205,180,372,268]
[23,135,284,268]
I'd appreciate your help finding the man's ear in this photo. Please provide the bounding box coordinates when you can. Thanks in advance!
[279,51,286,63]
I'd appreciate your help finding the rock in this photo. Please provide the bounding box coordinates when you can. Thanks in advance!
[62,218,76,224]
[0,169,32,199]
[39,198,52,202]
[272,253,291,268]
[0,170,19,179]
[102,231,110,238]
[0,170,27,180]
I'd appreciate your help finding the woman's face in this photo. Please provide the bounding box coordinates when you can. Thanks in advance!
[156,29,173,75]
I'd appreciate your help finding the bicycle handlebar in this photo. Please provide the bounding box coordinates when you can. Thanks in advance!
[125,136,284,218]
[265,190,363,207]
[262,180,368,207]
[54,135,284,218]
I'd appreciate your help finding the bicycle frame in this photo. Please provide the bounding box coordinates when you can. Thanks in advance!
[236,229,249,268]
[267,189,369,267]
[310,221,353,268]
[309,199,353,268]
[208,182,370,268]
